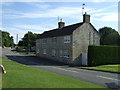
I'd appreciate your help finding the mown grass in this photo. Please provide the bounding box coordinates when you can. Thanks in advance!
[1,57,104,88]
[81,64,120,72]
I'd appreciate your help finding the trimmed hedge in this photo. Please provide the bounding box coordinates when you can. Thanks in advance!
[88,45,120,66]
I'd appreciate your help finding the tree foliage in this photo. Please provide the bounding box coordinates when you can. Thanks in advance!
[18,31,39,49]
[99,27,120,46]
[1,30,14,47]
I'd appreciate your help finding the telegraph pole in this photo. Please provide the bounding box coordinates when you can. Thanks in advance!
[16,34,18,46]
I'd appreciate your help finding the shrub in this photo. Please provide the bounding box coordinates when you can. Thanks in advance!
[88,45,120,66]
[16,46,27,52]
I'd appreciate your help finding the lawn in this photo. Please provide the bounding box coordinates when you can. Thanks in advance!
[1,57,104,88]
[80,64,120,72]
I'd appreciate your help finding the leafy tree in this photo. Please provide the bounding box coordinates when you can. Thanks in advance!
[99,27,120,46]
[1,30,14,47]
[18,40,23,46]
[18,31,39,49]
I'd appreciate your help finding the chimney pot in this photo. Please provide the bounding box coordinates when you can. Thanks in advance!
[58,21,65,28]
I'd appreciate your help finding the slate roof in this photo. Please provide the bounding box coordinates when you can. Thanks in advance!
[37,22,84,39]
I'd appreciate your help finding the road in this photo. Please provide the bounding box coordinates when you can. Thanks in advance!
[1,48,120,89]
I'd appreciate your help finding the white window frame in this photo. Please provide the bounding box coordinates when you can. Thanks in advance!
[43,49,47,54]
[64,36,70,43]
[63,50,70,58]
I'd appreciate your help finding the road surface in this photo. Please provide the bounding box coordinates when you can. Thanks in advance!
[1,48,120,89]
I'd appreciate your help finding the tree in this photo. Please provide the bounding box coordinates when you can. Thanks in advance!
[18,31,39,49]
[18,40,23,46]
[2,31,14,47]
[99,27,120,46]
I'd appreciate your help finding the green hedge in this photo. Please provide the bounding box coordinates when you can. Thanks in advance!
[16,46,27,52]
[88,45,120,66]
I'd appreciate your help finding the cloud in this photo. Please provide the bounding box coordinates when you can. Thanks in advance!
[92,13,118,21]
[25,2,51,9]
[15,24,49,32]
[2,24,52,43]
[89,4,117,14]
[3,27,27,43]
[3,6,92,19]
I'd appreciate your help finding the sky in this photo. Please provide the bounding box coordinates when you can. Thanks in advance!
[1,0,119,44]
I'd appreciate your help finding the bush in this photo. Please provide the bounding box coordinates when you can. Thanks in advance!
[88,45,120,66]
[16,46,27,52]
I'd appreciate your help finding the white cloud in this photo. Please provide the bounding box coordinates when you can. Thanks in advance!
[3,24,51,43]
[92,13,118,21]
[15,25,49,31]
[89,4,117,14]
[25,2,51,9]
[3,27,27,43]
[3,6,92,19]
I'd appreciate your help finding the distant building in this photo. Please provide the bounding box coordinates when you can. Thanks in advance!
[36,13,100,65]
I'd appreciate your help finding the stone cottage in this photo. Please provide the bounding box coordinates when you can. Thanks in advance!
[36,13,100,65]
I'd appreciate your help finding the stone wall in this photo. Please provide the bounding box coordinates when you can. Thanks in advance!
[36,35,73,64]
[72,23,100,65]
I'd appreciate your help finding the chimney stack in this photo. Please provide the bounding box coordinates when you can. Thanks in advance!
[83,12,90,23]
[58,19,65,28]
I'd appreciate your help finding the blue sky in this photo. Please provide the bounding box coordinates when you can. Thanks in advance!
[1,0,119,43]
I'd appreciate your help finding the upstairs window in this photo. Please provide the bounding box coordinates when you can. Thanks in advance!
[52,37,57,44]
[42,39,47,44]
[93,32,95,44]
[63,50,70,58]
[89,32,91,45]
[43,49,47,54]
[64,36,70,43]
[52,49,56,56]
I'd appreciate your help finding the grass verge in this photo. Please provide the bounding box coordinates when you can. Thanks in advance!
[1,57,104,88]
[80,64,120,72]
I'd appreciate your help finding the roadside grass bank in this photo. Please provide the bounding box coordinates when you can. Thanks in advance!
[1,57,104,88]
[80,64,120,72]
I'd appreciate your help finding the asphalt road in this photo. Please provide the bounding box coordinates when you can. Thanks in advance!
[1,48,120,89]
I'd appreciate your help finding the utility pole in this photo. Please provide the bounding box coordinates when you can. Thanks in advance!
[16,34,18,46]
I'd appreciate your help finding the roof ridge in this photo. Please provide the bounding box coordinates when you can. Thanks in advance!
[37,22,84,39]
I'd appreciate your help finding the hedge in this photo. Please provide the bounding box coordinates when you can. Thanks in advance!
[88,45,120,66]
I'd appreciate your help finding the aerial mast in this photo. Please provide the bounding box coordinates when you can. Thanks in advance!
[82,4,85,15]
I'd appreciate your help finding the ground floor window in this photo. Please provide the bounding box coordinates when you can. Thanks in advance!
[52,49,56,56]
[63,50,70,58]
[59,50,63,57]
[43,49,47,54]
[37,49,39,54]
